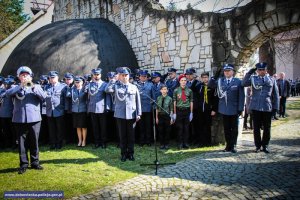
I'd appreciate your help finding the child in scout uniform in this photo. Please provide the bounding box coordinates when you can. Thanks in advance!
[155,84,174,150]
[173,74,193,149]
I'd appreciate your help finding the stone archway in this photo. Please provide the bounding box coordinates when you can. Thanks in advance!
[214,0,300,69]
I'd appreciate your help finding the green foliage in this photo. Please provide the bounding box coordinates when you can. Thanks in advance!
[0,0,28,42]
[0,144,218,198]
[186,3,192,10]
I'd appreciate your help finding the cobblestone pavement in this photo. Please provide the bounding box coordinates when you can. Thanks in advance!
[72,119,300,200]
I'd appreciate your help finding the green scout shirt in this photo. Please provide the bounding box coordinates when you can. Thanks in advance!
[173,87,193,108]
[157,95,173,114]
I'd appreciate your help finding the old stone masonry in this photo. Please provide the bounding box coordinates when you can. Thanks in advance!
[71,118,300,199]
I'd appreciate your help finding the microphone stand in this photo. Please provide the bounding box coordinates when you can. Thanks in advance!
[137,84,175,175]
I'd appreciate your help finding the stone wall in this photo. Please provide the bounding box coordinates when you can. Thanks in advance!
[53,0,215,75]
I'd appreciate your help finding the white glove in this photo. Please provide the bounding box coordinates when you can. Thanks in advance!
[189,113,193,122]
[172,114,176,121]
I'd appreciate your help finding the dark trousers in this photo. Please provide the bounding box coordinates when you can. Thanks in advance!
[48,116,64,146]
[222,114,239,150]
[139,112,152,145]
[116,118,135,156]
[243,113,253,129]
[64,113,76,144]
[107,111,118,143]
[189,110,199,144]
[158,113,171,145]
[176,109,190,145]
[0,117,15,148]
[90,113,107,145]
[279,97,287,117]
[15,122,41,168]
[198,110,212,146]
[39,115,49,145]
[252,110,272,148]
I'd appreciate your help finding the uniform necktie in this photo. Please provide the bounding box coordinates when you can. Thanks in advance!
[161,97,165,107]
[181,87,186,102]
[204,85,208,104]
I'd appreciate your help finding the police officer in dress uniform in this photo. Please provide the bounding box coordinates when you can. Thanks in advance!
[105,67,142,162]
[135,70,155,146]
[63,72,76,144]
[39,75,49,145]
[0,78,15,148]
[106,72,118,144]
[185,68,200,144]
[209,64,245,153]
[165,68,179,98]
[5,66,46,174]
[151,72,163,102]
[242,62,279,153]
[87,68,108,149]
[44,71,66,150]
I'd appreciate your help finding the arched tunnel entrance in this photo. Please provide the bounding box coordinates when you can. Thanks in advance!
[1,18,138,78]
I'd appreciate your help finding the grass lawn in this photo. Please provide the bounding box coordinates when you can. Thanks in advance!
[0,143,218,198]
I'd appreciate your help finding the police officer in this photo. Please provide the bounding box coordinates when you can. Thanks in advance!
[242,62,279,153]
[106,72,118,144]
[105,67,142,162]
[38,75,49,145]
[45,71,66,150]
[63,72,76,144]
[67,76,88,147]
[209,64,245,153]
[5,66,46,174]
[185,68,200,144]
[135,70,154,146]
[151,72,163,102]
[165,68,179,97]
[0,78,15,148]
[87,68,108,149]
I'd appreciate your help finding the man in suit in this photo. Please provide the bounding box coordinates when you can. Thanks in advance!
[243,62,279,153]
[5,66,47,174]
[209,64,245,153]
[277,72,291,118]
[105,67,142,162]
[44,71,66,150]
[87,68,108,149]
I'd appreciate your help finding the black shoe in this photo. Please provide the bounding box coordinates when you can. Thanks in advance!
[255,147,261,153]
[49,145,56,150]
[182,144,189,149]
[263,147,270,153]
[31,165,44,170]
[282,115,286,118]
[18,167,27,174]
[274,117,279,120]
[231,148,237,153]
[94,144,101,149]
[222,147,230,152]
[127,155,135,161]
[121,155,127,162]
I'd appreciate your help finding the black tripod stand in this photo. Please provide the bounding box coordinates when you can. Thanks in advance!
[139,91,175,175]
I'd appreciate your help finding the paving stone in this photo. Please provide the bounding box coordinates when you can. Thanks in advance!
[69,118,300,200]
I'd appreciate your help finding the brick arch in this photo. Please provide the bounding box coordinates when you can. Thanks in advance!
[219,0,300,68]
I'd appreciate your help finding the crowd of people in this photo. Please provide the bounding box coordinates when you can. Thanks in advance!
[0,62,283,174]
